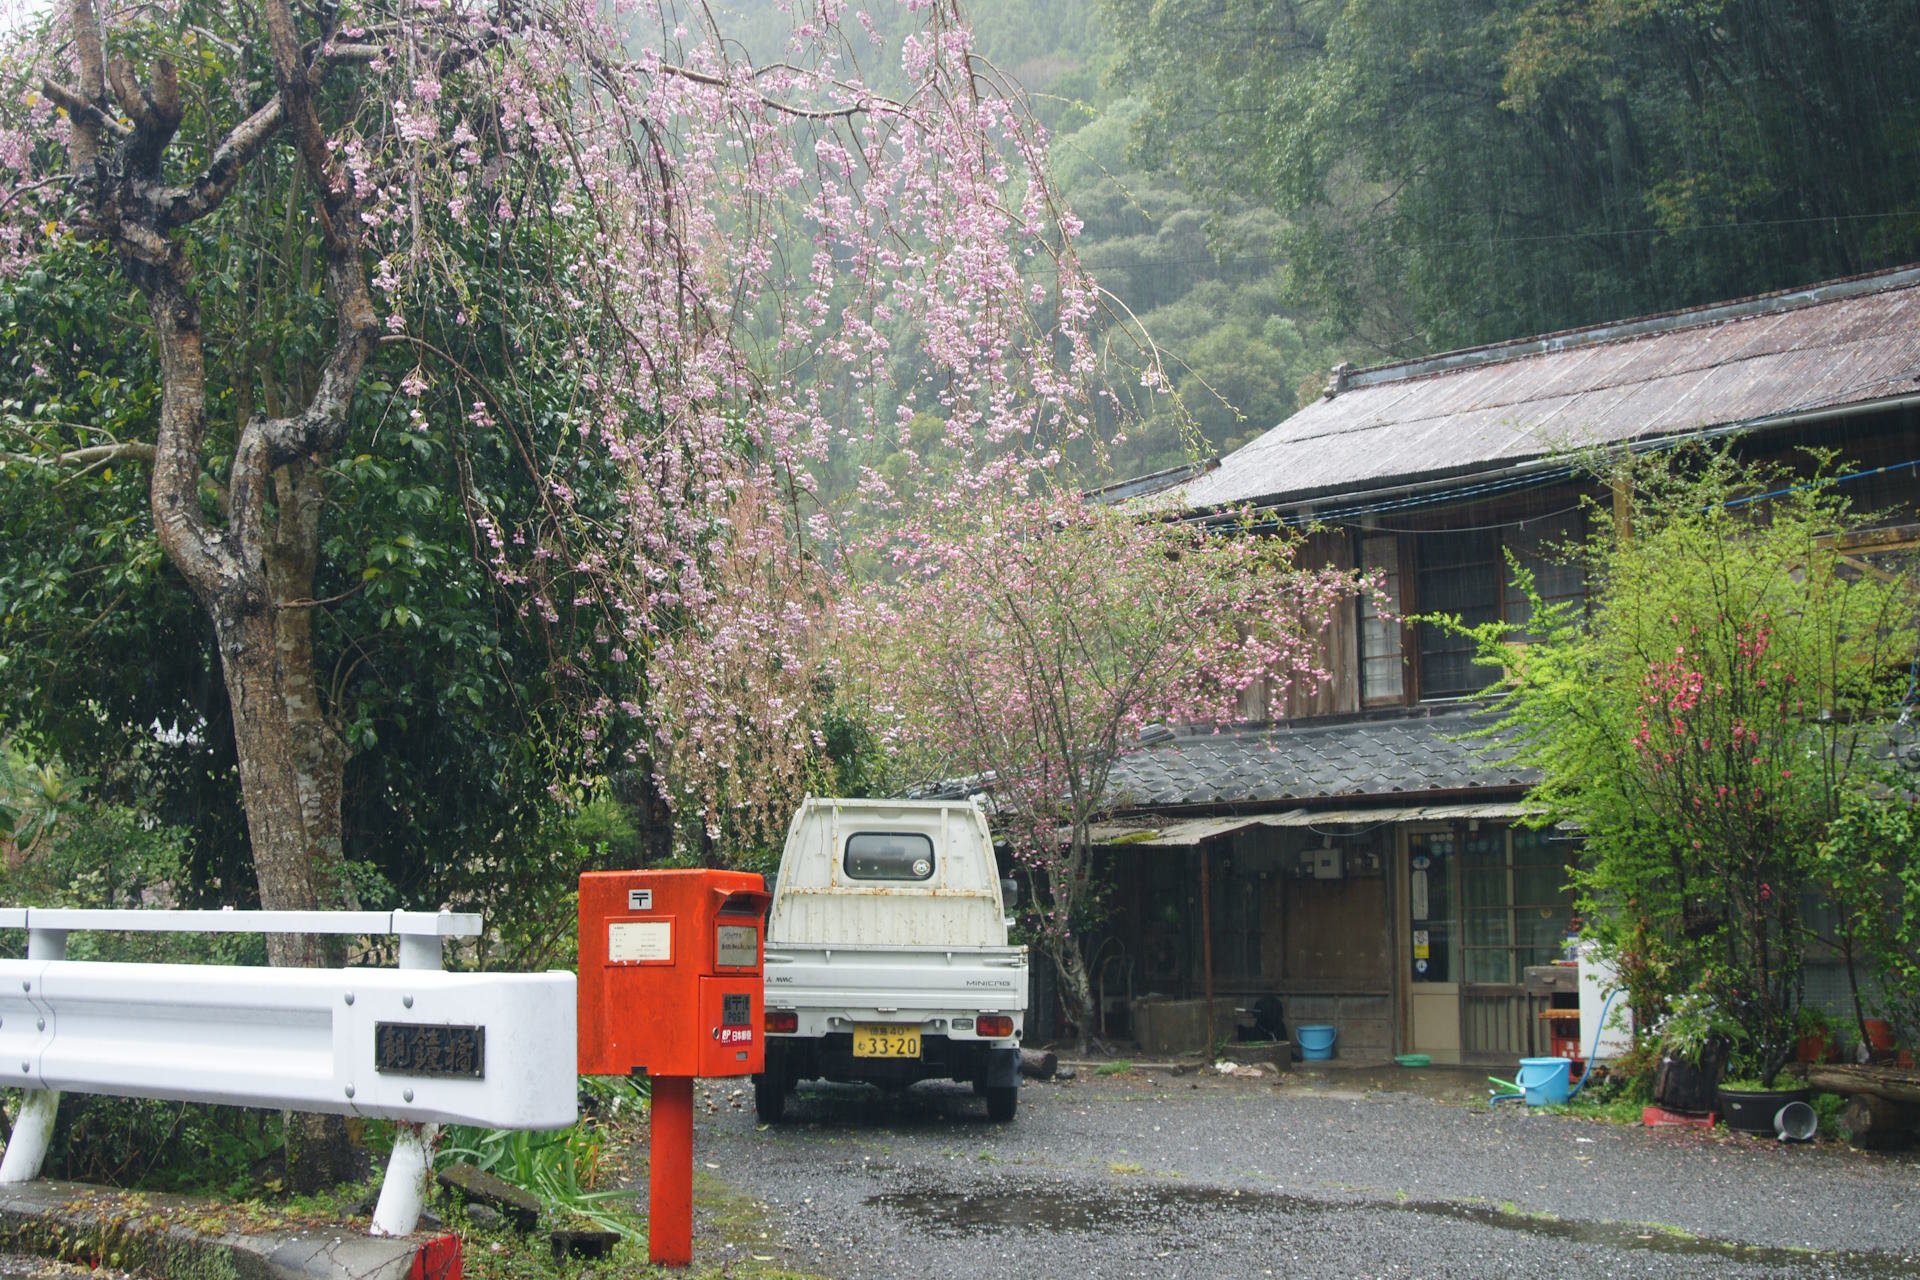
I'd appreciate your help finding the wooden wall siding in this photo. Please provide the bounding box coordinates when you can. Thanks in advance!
[1462,988,1532,1060]
[1260,879,1286,981]
[1269,530,1359,720]
[1282,875,1390,986]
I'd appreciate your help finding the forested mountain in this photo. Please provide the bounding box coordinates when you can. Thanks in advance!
[718,0,1920,475]
[1105,0,1920,359]
[717,0,1920,479]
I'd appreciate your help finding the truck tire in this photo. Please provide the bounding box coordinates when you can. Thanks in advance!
[985,1085,1017,1122]
[754,1074,787,1124]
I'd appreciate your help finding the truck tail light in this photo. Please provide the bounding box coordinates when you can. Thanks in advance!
[977,1015,1014,1038]
[765,1009,798,1034]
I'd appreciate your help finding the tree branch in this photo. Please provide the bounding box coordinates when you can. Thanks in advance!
[249,0,379,468]
[0,441,156,469]
[39,77,129,143]
[161,43,381,228]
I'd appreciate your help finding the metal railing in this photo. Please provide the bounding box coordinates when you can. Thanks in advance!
[0,908,576,1236]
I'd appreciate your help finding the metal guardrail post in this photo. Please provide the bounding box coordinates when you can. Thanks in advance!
[0,927,68,1184]
[371,1121,440,1236]
[0,1090,59,1184]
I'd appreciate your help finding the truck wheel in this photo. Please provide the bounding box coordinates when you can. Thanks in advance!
[985,1085,1017,1123]
[754,1074,787,1124]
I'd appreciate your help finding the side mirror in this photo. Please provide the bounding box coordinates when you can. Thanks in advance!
[1000,877,1020,908]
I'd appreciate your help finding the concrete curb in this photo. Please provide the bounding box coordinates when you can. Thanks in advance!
[0,1181,459,1279]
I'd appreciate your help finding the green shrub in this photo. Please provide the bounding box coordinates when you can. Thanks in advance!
[2,1092,286,1195]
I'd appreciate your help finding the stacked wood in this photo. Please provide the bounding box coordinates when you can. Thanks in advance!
[1805,1063,1920,1104]
[1019,1048,1058,1081]
[1805,1064,1920,1148]
[1841,1093,1920,1149]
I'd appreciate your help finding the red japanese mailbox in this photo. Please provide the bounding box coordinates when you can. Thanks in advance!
[578,869,770,1267]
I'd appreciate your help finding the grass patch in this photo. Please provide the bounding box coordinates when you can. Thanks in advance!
[1541,1093,1644,1125]
[1095,1060,1134,1076]
[1109,1161,1144,1175]
[1642,1221,1698,1240]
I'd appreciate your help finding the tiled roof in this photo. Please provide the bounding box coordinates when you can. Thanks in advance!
[1105,704,1535,810]
[1174,266,1920,513]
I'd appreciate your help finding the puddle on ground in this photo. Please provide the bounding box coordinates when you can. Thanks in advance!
[866,1182,1920,1277]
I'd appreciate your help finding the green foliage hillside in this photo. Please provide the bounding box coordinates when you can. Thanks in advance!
[1105,0,1920,356]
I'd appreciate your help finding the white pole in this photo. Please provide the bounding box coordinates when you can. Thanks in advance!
[2,929,67,1183]
[0,1089,61,1184]
[397,933,443,971]
[370,1120,439,1236]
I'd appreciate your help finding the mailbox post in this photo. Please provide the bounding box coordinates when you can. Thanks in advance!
[578,869,769,1267]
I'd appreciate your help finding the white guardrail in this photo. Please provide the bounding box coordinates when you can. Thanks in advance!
[0,908,577,1236]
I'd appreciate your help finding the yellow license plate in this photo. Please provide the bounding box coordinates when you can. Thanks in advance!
[852,1024,921,1058]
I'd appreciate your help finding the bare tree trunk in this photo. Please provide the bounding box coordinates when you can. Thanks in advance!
[267,459,356,921]
[1052,935,1097,1053]
[53,0,382,1192]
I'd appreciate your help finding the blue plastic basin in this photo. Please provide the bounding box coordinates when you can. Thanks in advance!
[1517,1056,1572,1106]
[1296,1024,1336,1060]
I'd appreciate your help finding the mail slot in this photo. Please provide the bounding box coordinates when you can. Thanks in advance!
[577,868,770,1079]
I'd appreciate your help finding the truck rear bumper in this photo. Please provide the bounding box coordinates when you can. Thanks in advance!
[765,1034,1020,1092]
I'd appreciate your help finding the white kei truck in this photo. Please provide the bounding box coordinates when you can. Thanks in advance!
[754,797,1030,1122]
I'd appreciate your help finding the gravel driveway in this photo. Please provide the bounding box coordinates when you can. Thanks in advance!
[691,1064,1920,1279]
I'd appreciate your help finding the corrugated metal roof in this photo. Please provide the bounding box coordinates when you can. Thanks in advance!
[1086,813,1305,846]
[1088,801,1539,848]
[1253,802,1538,826]
[1177,266,1920,512]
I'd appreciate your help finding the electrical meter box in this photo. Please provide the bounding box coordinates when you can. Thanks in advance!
[577,869,771,1079]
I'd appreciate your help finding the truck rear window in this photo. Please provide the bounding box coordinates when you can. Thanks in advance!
[844,832,935,881]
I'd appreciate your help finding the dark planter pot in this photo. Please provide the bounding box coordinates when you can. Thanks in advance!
[1653,1041,1729,1114]
[1718,1086,1811,1135]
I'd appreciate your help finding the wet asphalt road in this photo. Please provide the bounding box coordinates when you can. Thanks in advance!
[692,1064,1920,1279]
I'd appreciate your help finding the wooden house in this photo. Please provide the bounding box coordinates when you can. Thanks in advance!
[1066,265,1920,1063]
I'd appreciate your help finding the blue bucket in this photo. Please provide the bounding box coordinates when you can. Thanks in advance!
[1296,1024,1336,1061]
[1516,1056,1572,1106]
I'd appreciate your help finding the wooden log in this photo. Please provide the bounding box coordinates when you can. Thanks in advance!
[1842,1093,1920,1149]
[1019,1048,1058,1080]
[1805,1063,1920,1105]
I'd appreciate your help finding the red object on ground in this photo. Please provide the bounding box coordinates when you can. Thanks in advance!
[1797,1030,1836,1063]
[1538,1007,1581,1060]
[1864,1018,1896,1057]
[650,1075,695,1266]
[408,1234,463,1280]
[1642,1105,1716,1129]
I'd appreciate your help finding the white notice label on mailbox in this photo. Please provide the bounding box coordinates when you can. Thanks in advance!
[608,920,672,963]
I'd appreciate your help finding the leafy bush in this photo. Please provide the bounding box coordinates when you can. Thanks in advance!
[1816,783,1920,1049]
[0,802,264,965]
[1458,448,1918,1085]
[2,1094,286,1196]
[437,1118,639,1238]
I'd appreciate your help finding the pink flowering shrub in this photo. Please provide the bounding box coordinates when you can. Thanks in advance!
[838,492,1368,1039]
